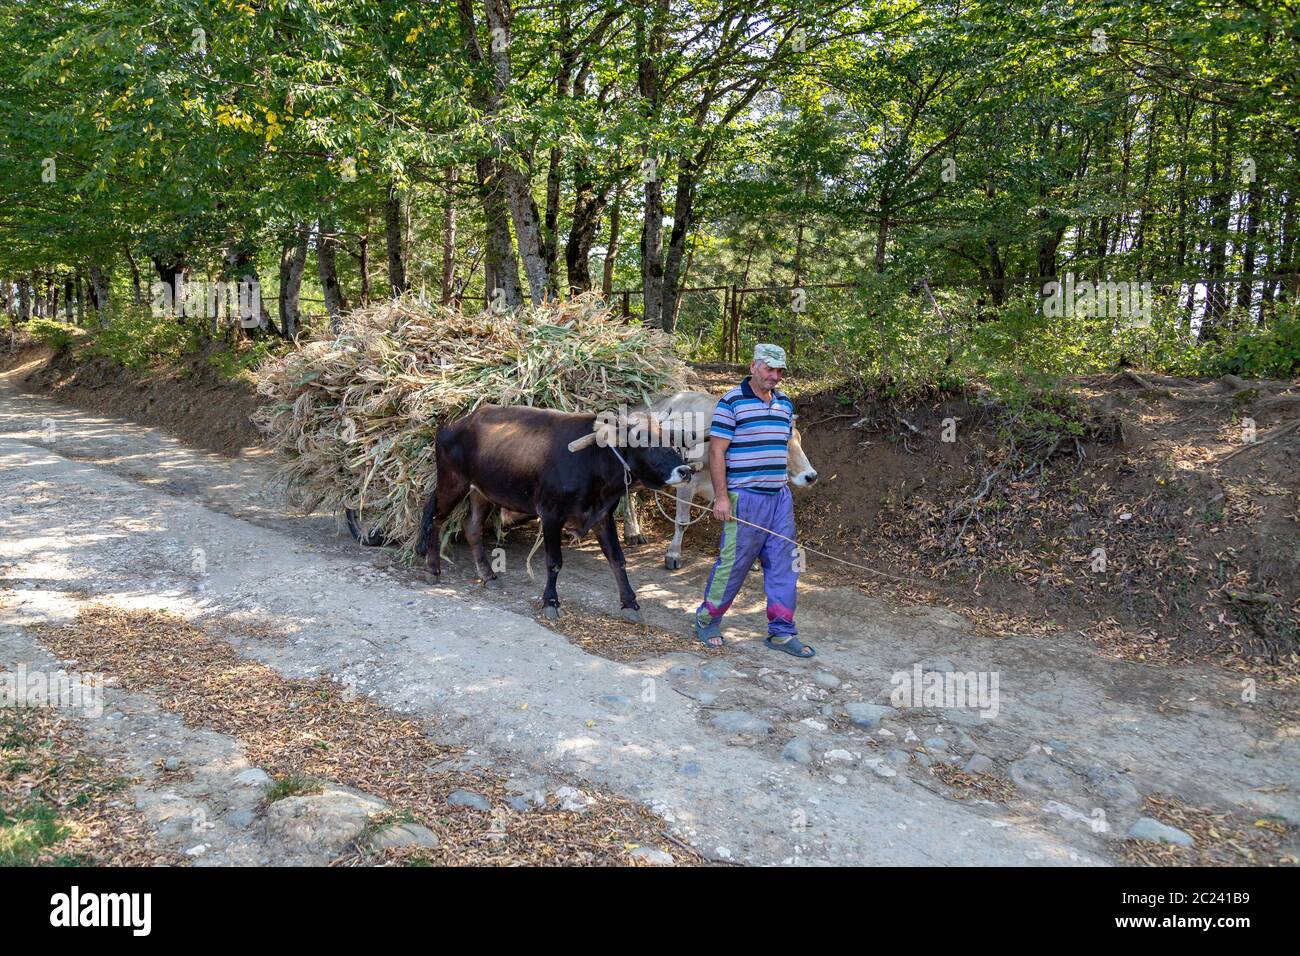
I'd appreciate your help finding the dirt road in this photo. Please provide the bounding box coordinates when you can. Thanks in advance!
[2,364,1297,865]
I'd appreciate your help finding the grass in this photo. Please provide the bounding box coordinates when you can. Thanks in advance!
[263,773,325,803]
[0,704,169,866]
[0,707,110,865]
[0,798,77,866]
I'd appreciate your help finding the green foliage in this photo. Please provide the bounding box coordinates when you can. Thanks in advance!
[1206,311,1300,379]
[982,369,1096,461]
[85,306,200,371]
[208,337,283,381]
[783,276,1299,393]
[26,318,78,352]
[0,1,1294,395]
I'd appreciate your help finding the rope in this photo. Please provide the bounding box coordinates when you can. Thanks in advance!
[649,488,928,586]
[651,485,711,528]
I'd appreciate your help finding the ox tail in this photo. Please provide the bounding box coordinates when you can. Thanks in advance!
[525,528,544,584]
[415,491,438,557]
[345,508,388,547]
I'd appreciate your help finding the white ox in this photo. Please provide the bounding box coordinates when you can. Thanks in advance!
[623,390,819,568]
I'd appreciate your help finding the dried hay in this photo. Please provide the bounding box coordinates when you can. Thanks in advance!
[252,293,687,555]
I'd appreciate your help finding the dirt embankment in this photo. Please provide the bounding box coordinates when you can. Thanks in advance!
[1,341,261,456]
[6,342,1298,675]
[751,374,1298,673]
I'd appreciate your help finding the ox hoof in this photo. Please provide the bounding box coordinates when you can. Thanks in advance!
[423,570,441,583]
[625,533,648,546]
[543,605,562,621]
[665,554,683,570]
[620,607,644,624]
[482,577,503,591]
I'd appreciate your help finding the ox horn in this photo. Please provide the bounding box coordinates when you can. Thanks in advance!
[567,414,621,453]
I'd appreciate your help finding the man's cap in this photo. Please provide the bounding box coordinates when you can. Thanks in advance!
[753,343,787,369]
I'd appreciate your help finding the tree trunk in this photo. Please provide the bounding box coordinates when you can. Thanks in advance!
[88,264,111,326]
[660,160,698,332]
[793,220,805,288]
[1173,101,1193,274]
[566,169,611,294]
[873,196,890,273]
[500,165,548,306]
[641,177,664,326]
[477,156,523,310]
[636,0,668,326]
[543,145,563,298]
[541,7,575,299]
[1134,94,1162,271]
[602,185,623,299]
[358,234,371,306]
[1273,170,1297,306]
[1237,171,1262,312]
[385,180,407,297]
[222,245,270,335]
[64,275,74,322]
[74,272,85,325]
[278,233,309,339]
[1203,114,1235,335]
[672,235,695,329]
[986,239,1006,307]
[123,245,143,304]
[440,166,459,304]
[482,0,550,306]
[18,275,31,322]
[151,256,187,318]
[317,217,349,329]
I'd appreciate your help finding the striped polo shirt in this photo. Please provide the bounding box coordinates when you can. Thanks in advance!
[709,377,795,492]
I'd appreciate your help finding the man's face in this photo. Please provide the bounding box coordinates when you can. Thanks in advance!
[751,360,785,392]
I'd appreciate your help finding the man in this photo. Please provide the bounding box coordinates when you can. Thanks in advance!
[693,344,814,658]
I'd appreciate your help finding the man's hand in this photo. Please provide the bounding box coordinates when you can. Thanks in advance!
[713,494,732,522]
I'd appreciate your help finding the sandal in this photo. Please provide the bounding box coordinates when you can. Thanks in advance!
[694,618,725,648]
[765,635,815,658]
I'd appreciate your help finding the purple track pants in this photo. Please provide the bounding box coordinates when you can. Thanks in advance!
[695,486,799,637]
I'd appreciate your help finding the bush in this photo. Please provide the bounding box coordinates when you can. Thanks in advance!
[208,337,282,380]
[1205,311,1300,379]
[85,306,201,371]
[783,278,1300,386]
[26,318,79,352]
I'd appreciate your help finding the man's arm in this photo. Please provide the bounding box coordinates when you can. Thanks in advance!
[710,435,732,522]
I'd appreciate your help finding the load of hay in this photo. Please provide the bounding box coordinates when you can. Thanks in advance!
[252,292,688,556]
